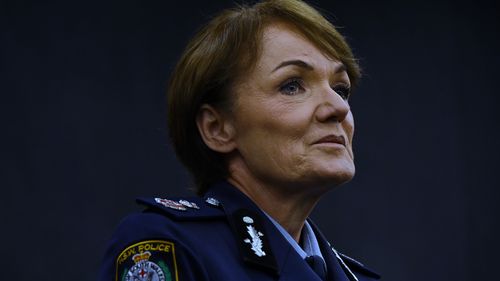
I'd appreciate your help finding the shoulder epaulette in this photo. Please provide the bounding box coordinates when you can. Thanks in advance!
[338,251,381,279]
[136,196,225,221]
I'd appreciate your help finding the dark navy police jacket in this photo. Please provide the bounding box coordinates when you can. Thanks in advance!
[98,181,380,281]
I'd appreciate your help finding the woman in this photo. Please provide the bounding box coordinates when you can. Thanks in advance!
[98,0,380,280]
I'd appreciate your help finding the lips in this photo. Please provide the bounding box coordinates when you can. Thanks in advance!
[313,135,346,146]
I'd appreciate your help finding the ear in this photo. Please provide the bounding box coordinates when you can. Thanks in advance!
[196,104,236,153]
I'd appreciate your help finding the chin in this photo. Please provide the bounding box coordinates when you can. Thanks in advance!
[313,162,355,187]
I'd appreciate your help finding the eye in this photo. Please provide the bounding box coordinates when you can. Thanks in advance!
[279,78,305,96]
[332,84,351,100]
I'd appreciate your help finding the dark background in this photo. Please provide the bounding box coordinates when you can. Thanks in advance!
[2,0,499,280]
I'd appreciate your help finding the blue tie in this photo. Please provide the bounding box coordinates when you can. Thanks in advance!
[305,255,327,280]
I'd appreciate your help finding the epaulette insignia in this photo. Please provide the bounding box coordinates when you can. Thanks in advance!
[205,197,220,207]
[178,199,200,209]
[136,197,224,221]
[115,240,179,281]
[154,198,199,211]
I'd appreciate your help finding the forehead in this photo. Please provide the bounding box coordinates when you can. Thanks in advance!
[257,22,342,71]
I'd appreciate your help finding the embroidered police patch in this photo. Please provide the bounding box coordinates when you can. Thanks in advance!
[116,240,179,281]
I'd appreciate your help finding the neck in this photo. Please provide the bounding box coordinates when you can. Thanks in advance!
[227,159,324,242]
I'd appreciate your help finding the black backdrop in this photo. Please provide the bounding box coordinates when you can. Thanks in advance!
[2,0,499,280]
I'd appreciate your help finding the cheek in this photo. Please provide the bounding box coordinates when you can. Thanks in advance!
[344,111,355,141]
[343,111,355,159]
[237,98,312,142]
[233,103,311,172]
[238,114,307,160]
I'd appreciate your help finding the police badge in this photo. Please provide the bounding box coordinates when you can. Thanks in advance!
[116,240,179,281]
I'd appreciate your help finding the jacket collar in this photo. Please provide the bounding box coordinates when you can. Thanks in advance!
[204,181,353,280]
[204,181,282,275]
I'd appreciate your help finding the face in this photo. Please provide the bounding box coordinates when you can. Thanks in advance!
[229,22,355,190]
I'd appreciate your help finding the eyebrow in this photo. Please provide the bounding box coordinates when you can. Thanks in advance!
[271,59,313,73]
[271,59,347,74]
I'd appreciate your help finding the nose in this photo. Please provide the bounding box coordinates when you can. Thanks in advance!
[314,86,350,123]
